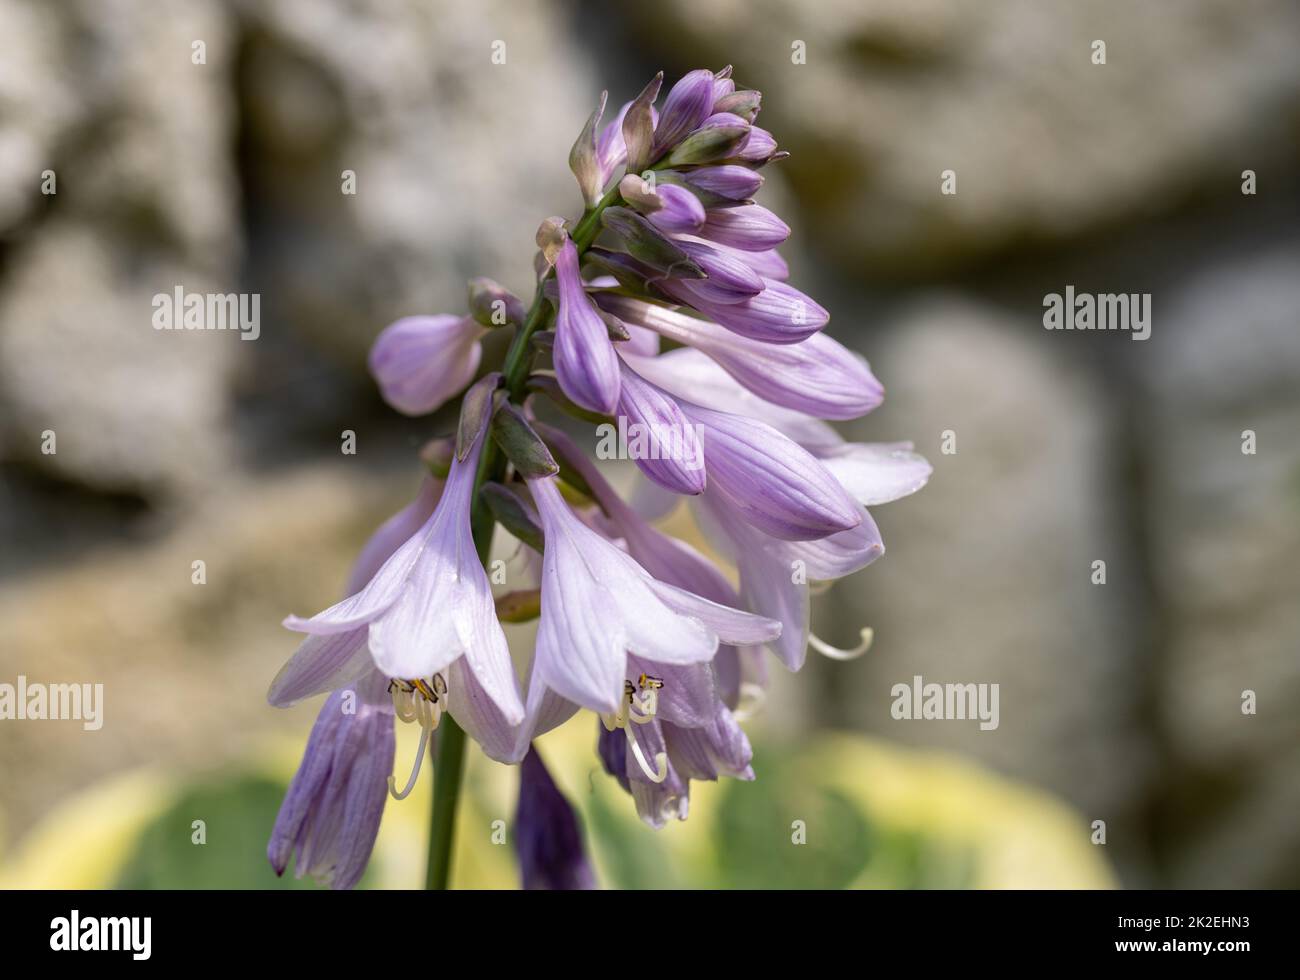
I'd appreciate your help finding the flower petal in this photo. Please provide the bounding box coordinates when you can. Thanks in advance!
[368,315,484,416]
[816,442,933,506]
[647,578,782,646]
[267,629,372,707]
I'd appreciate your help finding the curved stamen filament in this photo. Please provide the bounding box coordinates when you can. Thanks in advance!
[387,674,446,801]
[624,726,668,784]
[809,626,874,661]
[388,726,432,801]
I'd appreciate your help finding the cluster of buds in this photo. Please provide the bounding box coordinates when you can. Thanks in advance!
[267,67,930,890]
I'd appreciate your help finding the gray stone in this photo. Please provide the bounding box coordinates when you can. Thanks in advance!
[1136,245,1300,888]
[821,297,1156,879]
[0,0,238,496]
[233,0,600,364]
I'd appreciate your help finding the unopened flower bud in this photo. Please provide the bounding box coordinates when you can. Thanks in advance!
[701,203,791,251]
[618,173,662,212]
[646,184,705,235]
[652,68,717,159]
[369,315,486,416]
[467,276,525,327]
[491,399,560,480]
[713,89,761,122]
[536,216,570,272]
[622,72,662,174]
[600,206,704,279]
[569,91,609,209]
[680,165,763,202]
[664,113,751,167]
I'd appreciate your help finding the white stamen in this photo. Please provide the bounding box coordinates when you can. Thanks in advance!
[624,726,668,783]
[388,727,431,801]
[809,626,874,661]
[386,676,445,801]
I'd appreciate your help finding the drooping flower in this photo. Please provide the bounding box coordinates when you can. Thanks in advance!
[516,472,779,761]
[515,746,597,890]
[523,422,764,814]
[629,346,932,505]
[268,477,442,707]
[280,380,525,761]
[594,292,881,420]
[676,400,863,540]
[268,670,395,890]
[369,315,486,416]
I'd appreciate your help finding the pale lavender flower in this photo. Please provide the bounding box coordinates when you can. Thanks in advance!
[534,422,769,817]
[613,356,706,495]
[369,315,486,416]
[696,485,883,669]
[281,390,524,745]
[594,292,881,419]
[676,401,862,540]
[598,681,755,828]
[663,277,827,344]
[268,670,395,890]
[554,239,620,415]
[515,747,597,890]
[516,473,779,762]
[629,346,932,503]
[268,477,441,708]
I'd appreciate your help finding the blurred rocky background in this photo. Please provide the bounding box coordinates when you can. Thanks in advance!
[1,0,1297,888]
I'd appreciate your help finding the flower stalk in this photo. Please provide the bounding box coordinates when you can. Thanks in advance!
[423,184,625,890]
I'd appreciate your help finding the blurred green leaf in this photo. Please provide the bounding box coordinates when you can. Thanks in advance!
[712,744,979,889]
[583,772,683,889]
[114,774,338,890]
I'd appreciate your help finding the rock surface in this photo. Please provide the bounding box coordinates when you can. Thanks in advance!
[1135,245,1300,888]
[821,297,1157,881]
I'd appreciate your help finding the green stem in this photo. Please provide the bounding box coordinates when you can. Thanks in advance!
[422,186,623,890]
[425,714,467,889]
